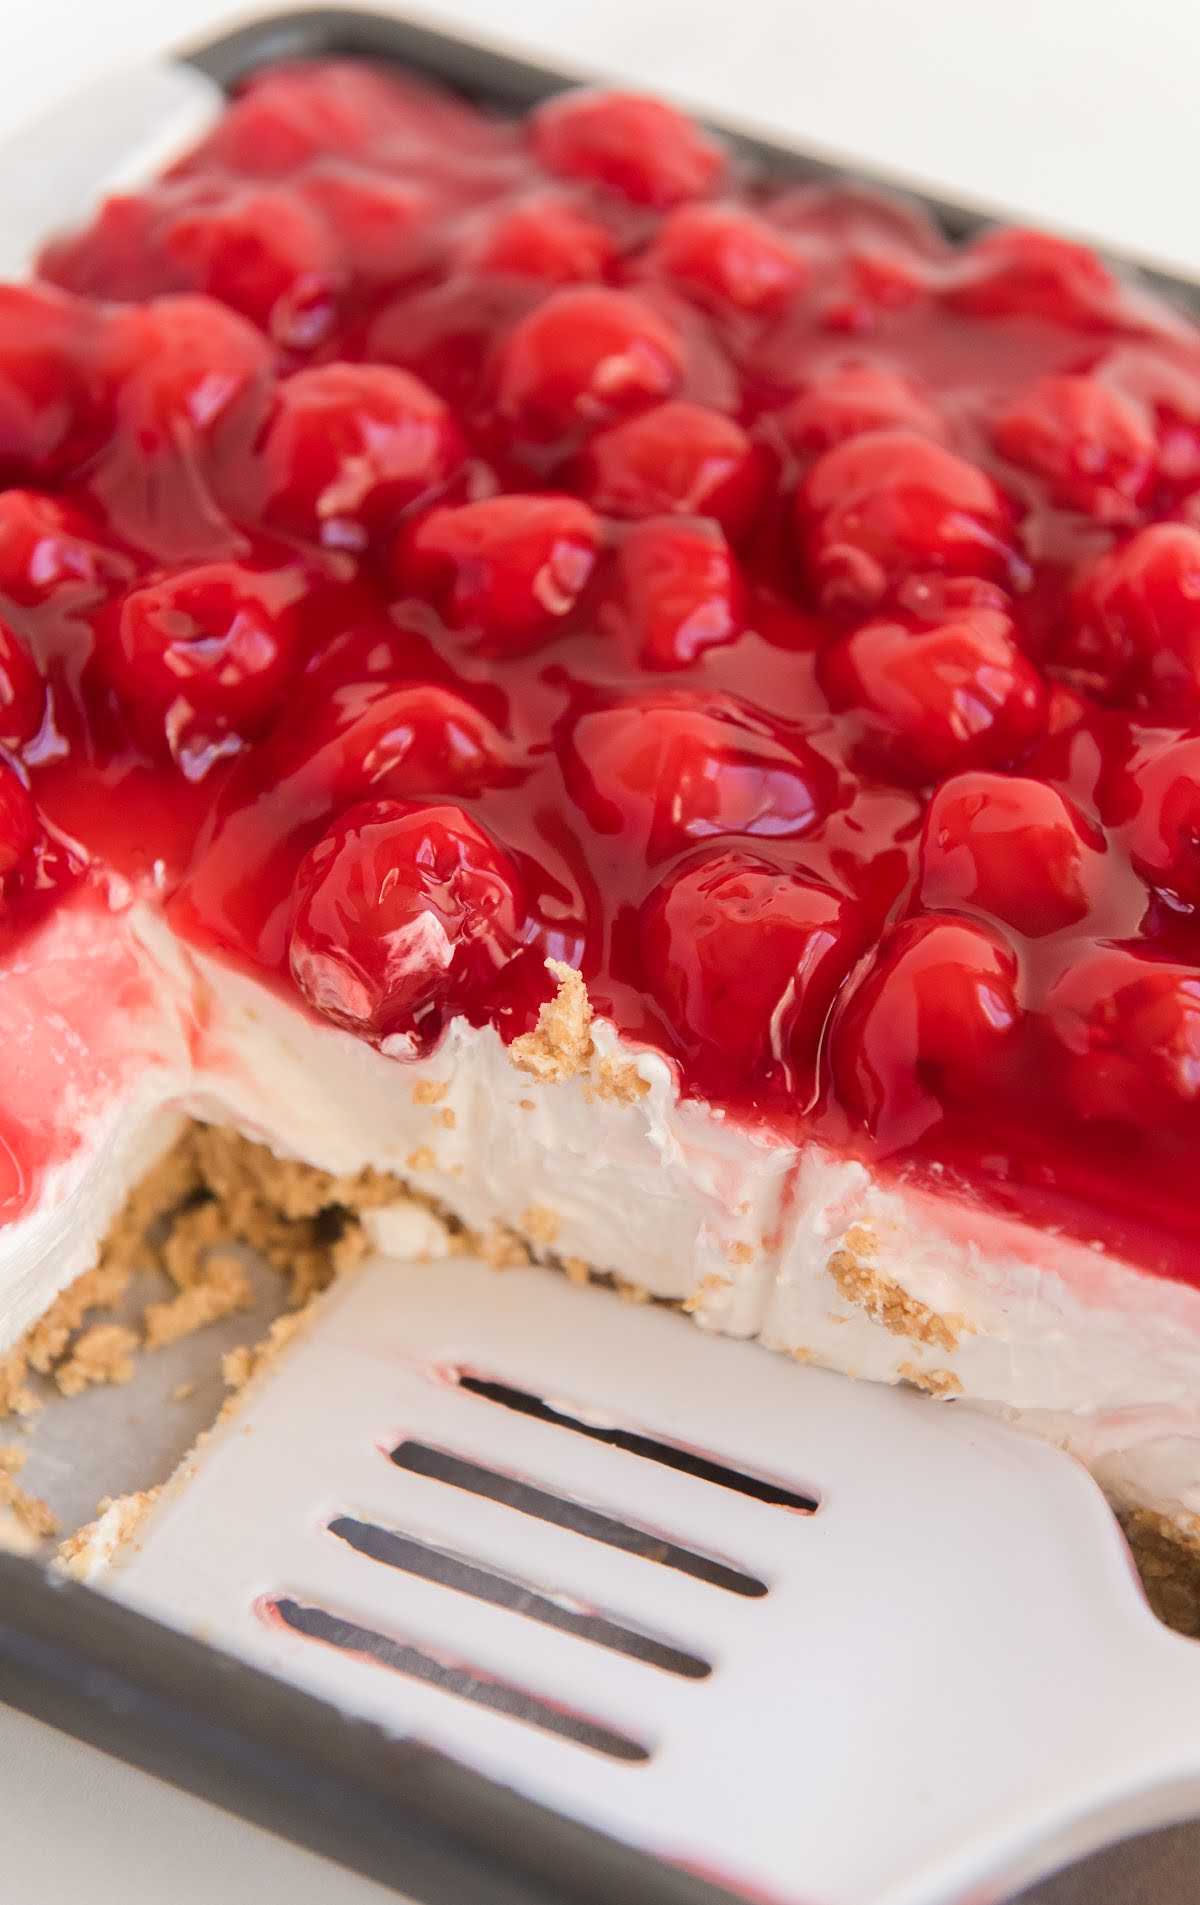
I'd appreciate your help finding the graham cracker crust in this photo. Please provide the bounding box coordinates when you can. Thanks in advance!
[1120,1509,1200,1639]
[0,1121,449,1426]
[5,1117,1200,1641]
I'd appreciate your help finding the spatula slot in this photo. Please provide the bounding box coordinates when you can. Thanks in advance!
[327,1515,712,1679]
[263,1595,653,1762]
[389,1441,767,1596]
[451,1373,819,1512]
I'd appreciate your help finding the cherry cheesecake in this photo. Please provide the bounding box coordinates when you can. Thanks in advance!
[4,55,1200,1572]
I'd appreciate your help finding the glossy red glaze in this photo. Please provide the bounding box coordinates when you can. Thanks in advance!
[649,203,805,313]
[609,517,745,671]
[0,615,45,747]
[577,400,768,541]
[918,771,1106,938]
[493,286,685,458]
[288,797,524,1038]
[396,494,600,652]
[820,608,1047,784]
[831,913,1023,1145]
[0,759,37,878]
[1061,522,1200,711]
[796,429,1021,614]
[258,361,465,548]
[1,58,1200,1283]
[530,89,724,210]
[640,850,864,1098]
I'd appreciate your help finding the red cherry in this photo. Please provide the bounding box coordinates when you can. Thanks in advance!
[992,374,1155,521]
[0,618,45,750]
[779,363,944,457]
[1125,736,1200,902]
[299,163,433,281]
[918,771,1103,936]
[106,295,274,448]
[1095,345,1200,488]
[530,89,723,209]
[820,609,1046,784]
[255,679,515,816]
[796,428,1018,613]
[167,62,396,179]
[944,228,1123,327]
[1046,948,1200,1127]
[160,184,341,346]
[578,401,768,542]
[260,363,464,550]
[640,849,863,1090]
[1062,524,1200,710]
[613,518,745,670]
[472,193,617,284]
[97,563,303,765]
[649,203,804,313]
[288,798,525,1038]
[562,690,832,856]
[832,913,1022,1142]
[0,284,112,482]
[0,759,38,880]
[0,490,128,608]
[38,192,165,302]
[494,288,683,452]
[396,495,600,650]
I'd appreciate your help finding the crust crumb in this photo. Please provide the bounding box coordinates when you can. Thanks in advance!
[221,1345,253,1393]
[519,1098,535,1112]
[898,1362,962,1398]
[24,1260,134,1375]
[1120,1507,1200,1637]
[220,1308,313,1400]
[724,1240,755,1266]
[615,1276,651,1305]
[438,1106,457,1130]
[591,1056,650,1104]
[406,1145,437,1173]
[682,1272,732,1314]
[842,1223,877,1258]
[790,1346,815,1364]
[474,1224,531,1271]
[411,1078,448,1106]
[562,1256,591,1286]
[143,1253,253,1350]
[0,1506,38,1555]
[520,1204,561,1247]
[0,1349,38,1420]
[172,1381,196,1404]
[57,1488,160,1581]
[828,1248,965,1352]
[55,1323,139,1398]
[0,1448,58,1542]
[510,960,594,1082]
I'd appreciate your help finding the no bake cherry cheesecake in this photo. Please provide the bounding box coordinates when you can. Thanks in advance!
[5,56,1200,1552]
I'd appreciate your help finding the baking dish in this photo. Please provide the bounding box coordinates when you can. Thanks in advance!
[2,13,1200,1904]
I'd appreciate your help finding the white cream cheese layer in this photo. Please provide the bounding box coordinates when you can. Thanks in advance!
[6,887,1200,1532]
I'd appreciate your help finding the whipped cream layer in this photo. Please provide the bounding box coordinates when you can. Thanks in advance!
[6,884,1200,1534]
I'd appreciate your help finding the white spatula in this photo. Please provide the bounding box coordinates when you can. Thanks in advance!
[69,1249,1200,1905]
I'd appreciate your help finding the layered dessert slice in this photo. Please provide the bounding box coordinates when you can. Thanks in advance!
[4,55,1200,1592]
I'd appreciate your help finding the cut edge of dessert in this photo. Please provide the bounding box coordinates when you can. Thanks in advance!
[1,54,1200,1631]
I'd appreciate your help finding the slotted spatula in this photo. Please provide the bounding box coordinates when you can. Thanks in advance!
[58,1249,1200,1905]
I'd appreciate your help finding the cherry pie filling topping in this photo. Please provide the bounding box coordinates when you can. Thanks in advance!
[3,59,1200,1283]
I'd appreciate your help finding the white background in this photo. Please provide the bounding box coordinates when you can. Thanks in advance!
[2,0,1199,278]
